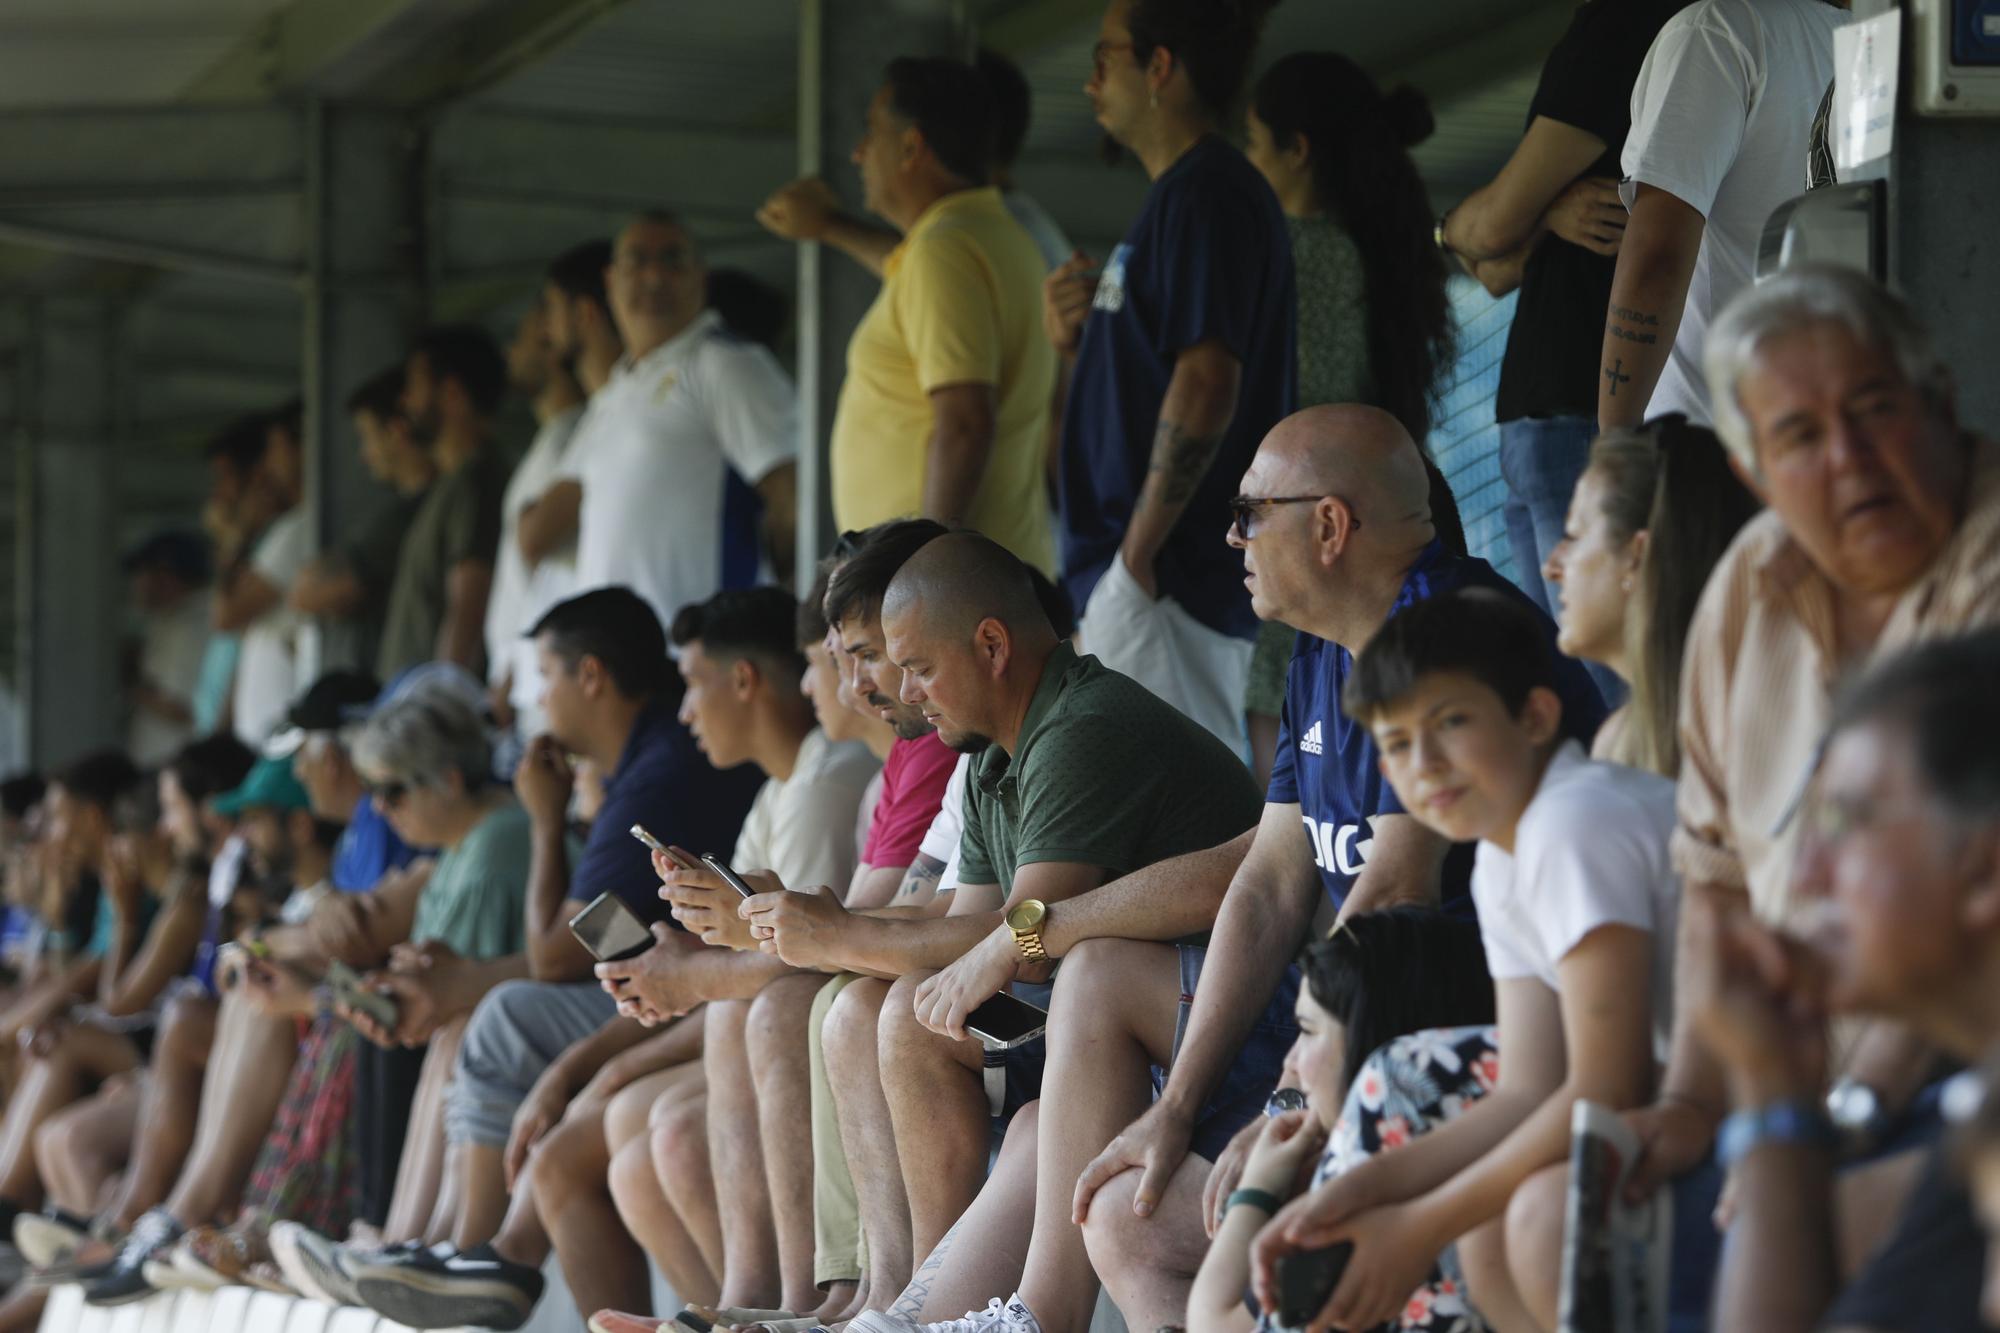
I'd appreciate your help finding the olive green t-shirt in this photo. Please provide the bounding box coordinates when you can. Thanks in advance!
[376,449,506,680]
[957,643,1263,891]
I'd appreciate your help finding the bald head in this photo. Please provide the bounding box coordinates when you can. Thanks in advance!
[1256,404,1433,531]
[881,533,1053,645]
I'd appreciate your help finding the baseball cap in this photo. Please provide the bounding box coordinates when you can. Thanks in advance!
[265,670,383,759]
[212,756,312,817]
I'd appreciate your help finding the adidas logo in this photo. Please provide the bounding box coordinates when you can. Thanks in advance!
[1299,720,1325,755]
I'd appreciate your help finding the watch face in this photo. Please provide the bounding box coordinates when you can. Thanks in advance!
[1007,900,1046,932]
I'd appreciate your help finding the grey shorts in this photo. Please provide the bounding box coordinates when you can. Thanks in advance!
[444,979,620,1148]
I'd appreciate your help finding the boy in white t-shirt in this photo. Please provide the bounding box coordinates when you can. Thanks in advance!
[1244,588,1678,1331]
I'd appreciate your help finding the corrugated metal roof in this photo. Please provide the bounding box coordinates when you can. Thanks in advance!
[0,0,289,109]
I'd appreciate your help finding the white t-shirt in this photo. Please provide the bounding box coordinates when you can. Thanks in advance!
[131,591,212,767]
[1471,742,1680,1062]
[559,309,798,632]
[732,727,883,894]
[1621,0,1840,424]
[486,403,583,680]
[232,508,311,747]
[916,752,971,893]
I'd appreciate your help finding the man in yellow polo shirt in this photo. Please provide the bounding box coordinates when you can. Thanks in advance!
[821,56,1059,576]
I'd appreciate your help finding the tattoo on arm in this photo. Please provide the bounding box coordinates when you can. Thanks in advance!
[1146,419,1226,508]
[1606,304,1661,346]
[895,853,946,902]
[892,1216,963,1318]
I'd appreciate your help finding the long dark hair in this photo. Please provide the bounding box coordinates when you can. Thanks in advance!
[1253,53,1454,448]
[1585,416,1760,776]
[1302,906,1494,1094]
[1129,0,1284,121]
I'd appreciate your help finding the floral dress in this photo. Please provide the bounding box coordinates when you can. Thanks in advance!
[1256,1024,1502,1333]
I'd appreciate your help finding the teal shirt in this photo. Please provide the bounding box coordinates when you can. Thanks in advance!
[409,800,560,962]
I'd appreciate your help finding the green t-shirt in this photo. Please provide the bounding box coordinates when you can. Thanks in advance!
[957,644,1263,892]
[409,799,551,962]
[376,450,506,680]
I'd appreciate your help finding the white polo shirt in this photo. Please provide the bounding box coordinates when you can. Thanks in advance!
[488,404,585,737]
[559,310,797,632]
[233,507,311,747]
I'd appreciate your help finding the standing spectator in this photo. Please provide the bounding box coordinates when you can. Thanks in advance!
[215,410,310,749]
[487,291,590,752]
[822,57,1058,573]
[1046,0,1292,748]
[552,213,799,630]
[122,533,212,768]
[1438,0,1689,611]
[377,325,510,681]
[1597,0,1841,429]
[1237,52,1461,785]
[288,368,436,675]
[192,418,274,738]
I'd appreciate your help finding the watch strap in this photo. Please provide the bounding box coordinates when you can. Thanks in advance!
[1717,1099,1838,1168]
[1226,1187,1283,1217]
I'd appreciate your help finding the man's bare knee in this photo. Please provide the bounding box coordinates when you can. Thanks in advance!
[650,1096,708,1182]
[877,971,959,1071]
[1079,1168,1144,1254]
[824,978,887,1070]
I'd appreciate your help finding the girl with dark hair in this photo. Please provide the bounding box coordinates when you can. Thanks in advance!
[1190,909,1495,1332]
[1239,51,1466,787]
[1542,416,1760,774]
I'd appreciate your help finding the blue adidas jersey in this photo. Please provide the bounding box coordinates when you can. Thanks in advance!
[1267,542,1608,910]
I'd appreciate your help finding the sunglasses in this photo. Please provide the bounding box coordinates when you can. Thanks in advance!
[1228,494,1357,542]
[367,780,412,808]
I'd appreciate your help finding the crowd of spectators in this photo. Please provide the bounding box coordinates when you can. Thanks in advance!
[5,1,1997,1332]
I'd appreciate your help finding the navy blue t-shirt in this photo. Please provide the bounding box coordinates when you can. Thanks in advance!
[1267,543,1608,909]
[1059,136,1297,640]
[584,699,765,923]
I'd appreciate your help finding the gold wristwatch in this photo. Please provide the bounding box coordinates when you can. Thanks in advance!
[1005,899,1049,964]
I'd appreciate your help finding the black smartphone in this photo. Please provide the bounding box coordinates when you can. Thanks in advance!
[964,991,1049,1050]
[699,853,759,899]
[1274,1242,1354,1328]
[568,892,656,963]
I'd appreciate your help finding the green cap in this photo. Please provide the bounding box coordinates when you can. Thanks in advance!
[212,755,311,816]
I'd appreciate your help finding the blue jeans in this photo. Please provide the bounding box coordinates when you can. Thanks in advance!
[1500,414,1625,706]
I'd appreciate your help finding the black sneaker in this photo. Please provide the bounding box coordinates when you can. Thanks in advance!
[81,1208,182,1306]
[350,1241,546,1329]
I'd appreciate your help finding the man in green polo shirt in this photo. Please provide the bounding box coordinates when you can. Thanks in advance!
[853,532,1270,1327]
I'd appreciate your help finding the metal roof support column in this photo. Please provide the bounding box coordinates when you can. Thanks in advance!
[792,0,969,589]
[300,99,425,676]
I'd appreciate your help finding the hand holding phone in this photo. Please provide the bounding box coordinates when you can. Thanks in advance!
[964,991,1048,1050]
[569,892,656,963]
[327,959,401,1033]
[699,853,759,899]
[1274,1242,1354,1328]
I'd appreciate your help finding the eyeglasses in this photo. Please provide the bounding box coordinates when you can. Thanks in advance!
[1091,40,1135,78]
[1228,494,1355,542]
[367,780,411,808]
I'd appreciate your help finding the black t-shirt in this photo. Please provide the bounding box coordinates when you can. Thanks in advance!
[1495,0,1690,423]
[1825,1142,1984,1331]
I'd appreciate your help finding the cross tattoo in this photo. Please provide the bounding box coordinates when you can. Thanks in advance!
[1604,359,1631,396]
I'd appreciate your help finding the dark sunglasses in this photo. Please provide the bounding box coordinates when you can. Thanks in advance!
[1228,494,1357,542]
[368,779,411,808]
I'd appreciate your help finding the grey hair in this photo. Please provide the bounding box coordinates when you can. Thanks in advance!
[348,694,492,793]
[1703,264,1950,473]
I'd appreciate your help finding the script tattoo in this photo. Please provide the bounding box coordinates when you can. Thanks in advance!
[895,853,946,902]
[1606,304,1661,346]
[892,1217,964,1319]
[1147,419,1225,507]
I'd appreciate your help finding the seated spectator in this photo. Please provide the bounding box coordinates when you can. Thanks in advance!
[1693,630,2000,1332]
[1187,908,1495,1332]
[288,369,436,674]
[1243,589,1677,1330]
[0,773,48,985]
[1541,415,1759,773]
[377,325,510,680]
[1545,265,2000,1329]
[319,587,767,1328]
[122,532,212,769]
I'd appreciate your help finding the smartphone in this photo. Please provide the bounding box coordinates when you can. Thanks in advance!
[568,892,656,963]
[631,825,701,871]
[699,853,759,899]
[1274,1242,1354,1328]
[964,991,1048,1050]
[327,959,401,1032]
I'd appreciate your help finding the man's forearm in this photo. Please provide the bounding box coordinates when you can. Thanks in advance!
[1122,353,1239,571]
[684,946,799,1004]
[524,815,577,980]
[822,214,898,278]
[1839,1020,1937,1115]
[1597,187,1703,430]
[821,910,1005,980]
[921,415,994,529]
[1158,875,1319,1119]
[436,567,492,670]
[1715,1143,1839,1332]
[1043,831,1252,957]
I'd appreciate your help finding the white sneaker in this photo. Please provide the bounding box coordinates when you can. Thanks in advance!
[850,1295,1041,1333]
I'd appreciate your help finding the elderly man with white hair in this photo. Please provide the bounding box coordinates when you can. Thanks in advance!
[1495,263,2000,1330]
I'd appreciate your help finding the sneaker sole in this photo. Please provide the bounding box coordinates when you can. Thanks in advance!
[13,1216,85,1272]
[354,1268,535,1330]
[269,1226,357,1306]
[147,1254,226,1292]
[81,1276,160,1307]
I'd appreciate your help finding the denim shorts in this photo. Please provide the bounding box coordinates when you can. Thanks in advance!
[986,979,1056,1128]
[1149,946,1301,1161]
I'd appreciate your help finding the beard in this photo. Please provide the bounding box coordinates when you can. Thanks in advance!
[942,729,993,756]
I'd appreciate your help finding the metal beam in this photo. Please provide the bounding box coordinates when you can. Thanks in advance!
[0,180,300,212]
[0,220,301,287]
[181,0,428,101]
